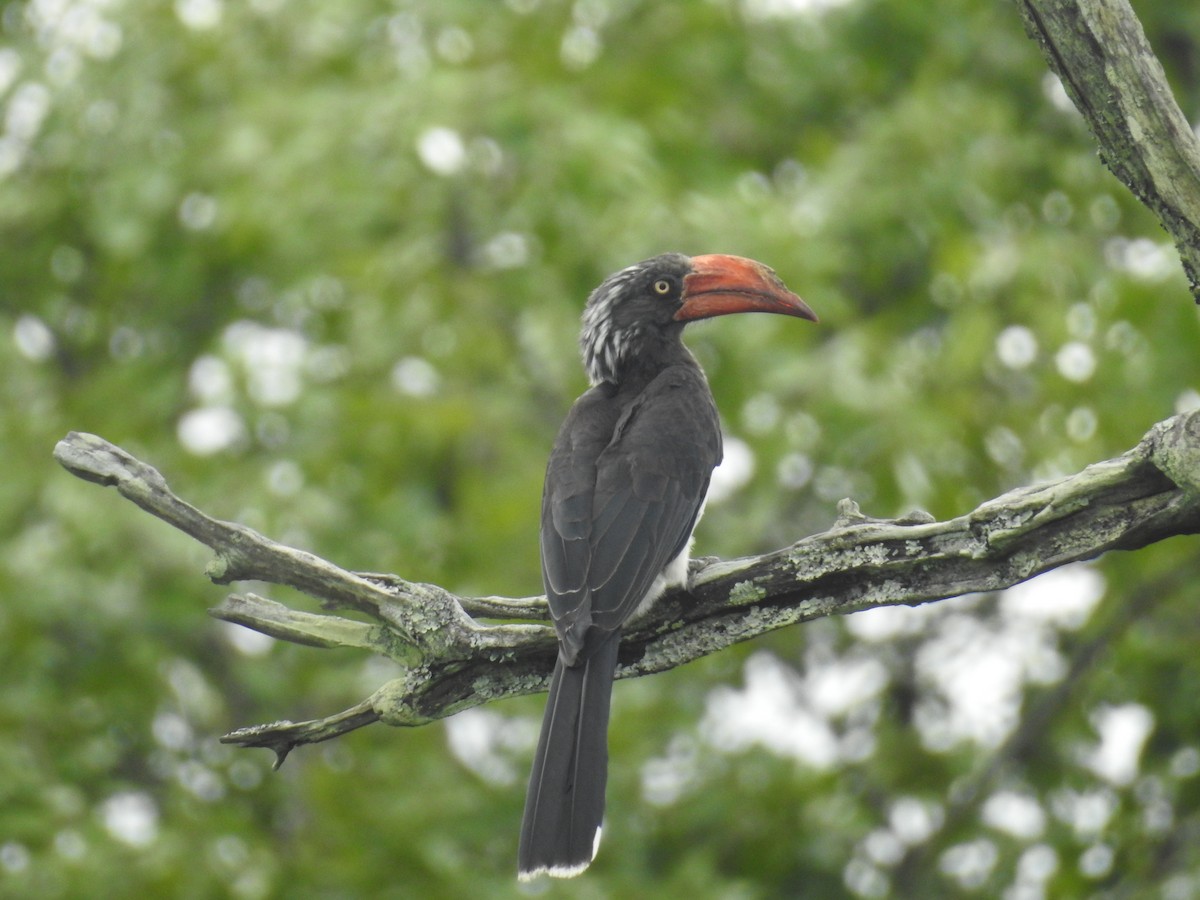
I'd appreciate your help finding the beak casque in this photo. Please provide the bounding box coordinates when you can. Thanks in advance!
[676,254,818,324]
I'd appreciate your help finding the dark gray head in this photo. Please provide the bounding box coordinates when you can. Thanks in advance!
[579,253,817,386]
[580,253,692,386]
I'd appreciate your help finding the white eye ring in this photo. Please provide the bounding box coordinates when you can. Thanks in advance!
[653,279,671,295]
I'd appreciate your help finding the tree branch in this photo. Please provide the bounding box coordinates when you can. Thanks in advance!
[52,411,1200,760]
[1012,0,1200,298]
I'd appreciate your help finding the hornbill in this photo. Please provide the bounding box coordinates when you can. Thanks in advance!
[518,253,817,879]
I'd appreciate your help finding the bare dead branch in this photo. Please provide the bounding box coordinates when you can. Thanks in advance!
[52,411,1200,760]
[1012,0,1200,298]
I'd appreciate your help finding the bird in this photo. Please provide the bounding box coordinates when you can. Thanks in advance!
[518,252,817,880]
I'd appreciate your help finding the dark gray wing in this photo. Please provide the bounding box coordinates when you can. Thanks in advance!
[540,366,722,664]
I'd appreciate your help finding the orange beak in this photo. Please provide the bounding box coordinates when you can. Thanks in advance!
[676,254,818,324]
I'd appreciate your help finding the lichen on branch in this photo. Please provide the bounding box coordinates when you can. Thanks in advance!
[52,410,1200,762]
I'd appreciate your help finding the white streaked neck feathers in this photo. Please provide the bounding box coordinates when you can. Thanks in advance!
[580,263,641,386]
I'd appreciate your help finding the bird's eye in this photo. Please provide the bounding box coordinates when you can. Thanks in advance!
[653,279,672,296]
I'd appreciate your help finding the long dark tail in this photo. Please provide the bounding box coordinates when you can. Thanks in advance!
[517,635,620,880]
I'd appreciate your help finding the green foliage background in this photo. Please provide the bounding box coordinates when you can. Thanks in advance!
[3,0,1199,896]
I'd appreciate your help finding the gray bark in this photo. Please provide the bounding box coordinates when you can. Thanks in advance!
[1012,0,1200,297]
[52,411,1200,762]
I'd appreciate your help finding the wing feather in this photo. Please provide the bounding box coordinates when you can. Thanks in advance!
[540,366,722,662]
